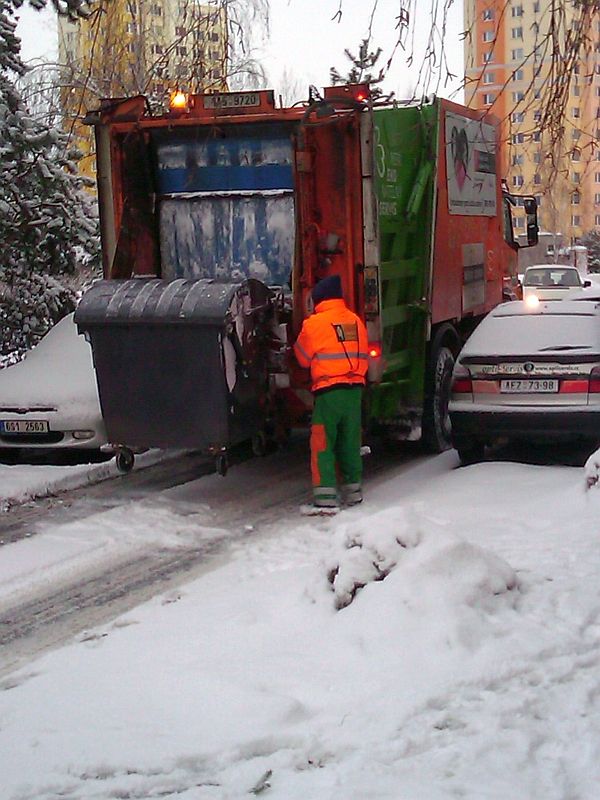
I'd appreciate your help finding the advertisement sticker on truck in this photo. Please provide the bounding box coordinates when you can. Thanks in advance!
[445,112,497,217]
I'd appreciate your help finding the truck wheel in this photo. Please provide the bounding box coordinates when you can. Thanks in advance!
[456,440,485,466]
[115,448,135,474]
[422,346,454,453]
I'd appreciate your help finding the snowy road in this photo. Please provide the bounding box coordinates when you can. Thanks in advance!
[0,436,426,678]
[2,445,600,798]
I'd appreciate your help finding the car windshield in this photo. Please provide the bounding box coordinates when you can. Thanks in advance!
[462,311,600,357]
[524,268,581,288]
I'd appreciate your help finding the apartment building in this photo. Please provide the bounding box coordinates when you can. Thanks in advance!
[58,0,228,178]
[464,0,600,245]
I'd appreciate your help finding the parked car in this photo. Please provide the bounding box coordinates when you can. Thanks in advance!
[450,300,600,465]
[521,265,589,302]
[0,314,109,460]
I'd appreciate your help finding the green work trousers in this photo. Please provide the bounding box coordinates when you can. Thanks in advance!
[310,385,363,504]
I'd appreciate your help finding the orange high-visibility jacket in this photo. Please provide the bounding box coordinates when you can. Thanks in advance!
[294,298,369,393]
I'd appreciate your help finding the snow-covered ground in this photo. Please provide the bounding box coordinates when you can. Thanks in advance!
[2,452,600,799]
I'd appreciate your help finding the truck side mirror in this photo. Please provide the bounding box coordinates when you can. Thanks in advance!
[523,197,539,247]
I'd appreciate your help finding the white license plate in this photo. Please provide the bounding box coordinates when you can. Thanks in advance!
[500,379,559,393]
[0,419,49,434]
[203,92,260,109]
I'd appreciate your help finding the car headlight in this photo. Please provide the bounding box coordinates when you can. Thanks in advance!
[525,294,540,309]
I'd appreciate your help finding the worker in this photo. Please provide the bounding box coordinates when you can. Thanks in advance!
[294,274,369,511]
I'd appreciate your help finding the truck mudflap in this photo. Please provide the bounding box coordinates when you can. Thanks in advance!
[74,277,274,455]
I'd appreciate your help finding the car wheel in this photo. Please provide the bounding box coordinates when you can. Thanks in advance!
[456,440,485,466]
[422,346,455,453]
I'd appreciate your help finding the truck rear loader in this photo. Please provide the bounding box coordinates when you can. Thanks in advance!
[74,84,538,473]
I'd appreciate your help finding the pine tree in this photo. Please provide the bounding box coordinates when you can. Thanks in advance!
[0,0,100,363]
[581,231,600,274]
[330,39,393,101]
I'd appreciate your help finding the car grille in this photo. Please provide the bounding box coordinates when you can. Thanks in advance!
[0,432,65,445]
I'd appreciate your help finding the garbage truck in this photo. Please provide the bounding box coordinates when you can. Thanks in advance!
[75,84,538,473]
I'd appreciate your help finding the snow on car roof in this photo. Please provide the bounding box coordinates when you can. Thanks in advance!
[461,301,600,357]
[0,313,100,408]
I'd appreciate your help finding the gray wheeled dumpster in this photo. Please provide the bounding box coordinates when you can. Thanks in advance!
[75,278,274,464]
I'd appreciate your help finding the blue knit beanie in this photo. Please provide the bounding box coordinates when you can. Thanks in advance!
[312,274,343,305]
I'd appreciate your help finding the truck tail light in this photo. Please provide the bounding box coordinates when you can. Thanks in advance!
[451,365,472,394]
[589,366,600,393]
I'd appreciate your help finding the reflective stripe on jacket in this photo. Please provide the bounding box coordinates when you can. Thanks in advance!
[294,298,368,392]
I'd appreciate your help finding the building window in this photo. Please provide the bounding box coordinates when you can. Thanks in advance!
[483,51,494,63]
[573,172,581,183]
[572,107,580,118]
[512,91,524,102]
[176,45,187,56]
[533,131,541,142]
[151,43,163,54]
[572,129,581,140]
[512,5,523,16]
[511,48,524,60]
[572,215,581,226]
[482,93,495,105]
[512,112,524,123]
[512,27,523,39]
[535,194,543,208]
[596,215,600,226]
[534,174,541,185]
[534,152,541,164]
[483,30,495,42]
[573,85,580,96]
[512,69,524,81]
[175,26,186,35]
[211,33,220,42]
[596,172,600,183]
[483,72,495,84]
[483,9,494,20]
[595,193,600,204]
[534,1,540,11]
[512,132,525,144]
[152,4,162,15]
[534,110,542,122]
[512,154,524,166]
[572,192,580,205]
[513,175,524,187]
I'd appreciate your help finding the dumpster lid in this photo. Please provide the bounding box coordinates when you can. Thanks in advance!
[74,278,271,327]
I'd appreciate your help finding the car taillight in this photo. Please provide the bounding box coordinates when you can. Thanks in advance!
[590,366,600,393]
[451,365,472,394]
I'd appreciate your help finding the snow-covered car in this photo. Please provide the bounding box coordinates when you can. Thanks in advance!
[521,265,588,302]
[0,314,107,456]
[449,300,600,465]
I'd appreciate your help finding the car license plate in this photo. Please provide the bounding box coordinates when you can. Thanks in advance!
[500,379,558,393]
[0,419,49,434]
[203,92,260,109]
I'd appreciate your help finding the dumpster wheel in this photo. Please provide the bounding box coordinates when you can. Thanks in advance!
[115,447,135,474]
[215,453,228,477]
[251,430,268,457]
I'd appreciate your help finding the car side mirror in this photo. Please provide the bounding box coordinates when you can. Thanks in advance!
[584,280,592,288]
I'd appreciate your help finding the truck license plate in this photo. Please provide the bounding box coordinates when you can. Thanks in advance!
[203,92,260,109]
[500,379,558,393]
[0,419,49,433]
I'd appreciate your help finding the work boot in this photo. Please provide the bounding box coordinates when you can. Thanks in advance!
[342,483,363,506]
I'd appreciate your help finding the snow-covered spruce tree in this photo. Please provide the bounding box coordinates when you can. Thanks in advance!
[581,231,600,274]
[0,0,100,363]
